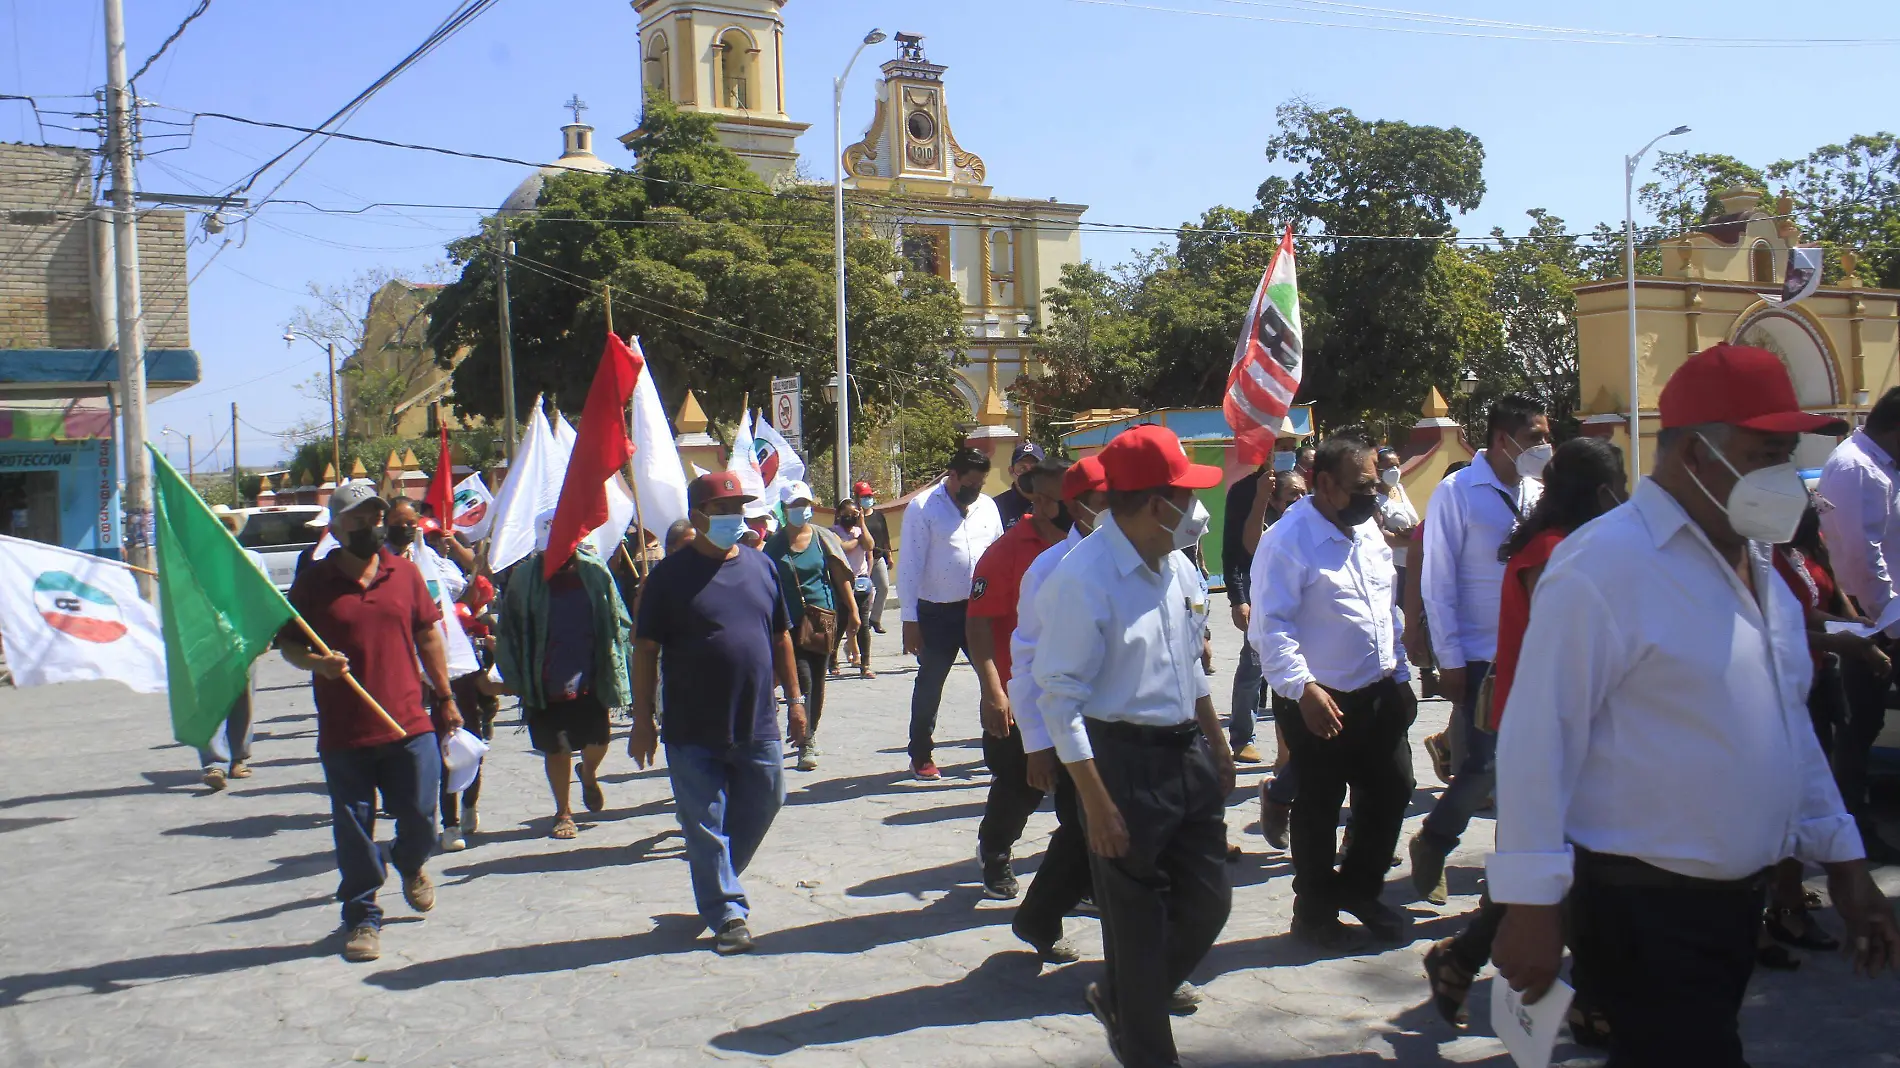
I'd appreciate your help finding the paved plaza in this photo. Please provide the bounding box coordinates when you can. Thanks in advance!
[4,602,1899,1067]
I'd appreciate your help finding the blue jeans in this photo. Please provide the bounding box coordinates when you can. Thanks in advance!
[909,599,970,766]
[195,674,254,768]
[1230,640,1263,749]
[1422,661,1494,849]
[668,740,785,933]
[320,732,441,930]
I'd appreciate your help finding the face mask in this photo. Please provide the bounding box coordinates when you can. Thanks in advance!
[952,482,982,508]
[1069,500,1099,533]
[345,525,386,558]
[1336,491,1380,528]
[1379,467,1402,488]
[386,524,417,549]
[1273,452,1297,473]
[1687,433,1808,544]
[1514,440,1554,481]
[786,504,814,527]
[858,496,875,508]
[840,510,860,524]
[1159,496,1210,552]
[1051,502,1074,533]
[703,513,745,550]
[1016,474,1035,496]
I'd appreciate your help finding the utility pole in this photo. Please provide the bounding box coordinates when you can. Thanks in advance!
[328,342,341,477]
[103,0,153,592]
[230,402,240,505]
[496,221,518,463]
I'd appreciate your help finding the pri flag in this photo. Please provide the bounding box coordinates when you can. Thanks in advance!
[1224,225,1303,466]
[543,333,643,577]
[753,410,807,505]
[451,472,495,540]
[0,534,165,694]
[727,410,771,517]
[487,402,562,574]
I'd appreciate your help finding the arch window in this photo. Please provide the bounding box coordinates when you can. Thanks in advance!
[644,33,670,97]
[718,30,755,110]
[1751,240,1775,285]
[988,230,1015,307]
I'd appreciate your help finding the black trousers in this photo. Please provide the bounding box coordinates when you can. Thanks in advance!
[1273,676,1415,919]
[1836,651,1886,843]
[1084,721,1232,1068]
[1014,762,1093,946]
[440,673,498,827]
[909,599,970,766]
[793,649,828,741]
[978,724,1046,857]
[1569,851,1765,1068]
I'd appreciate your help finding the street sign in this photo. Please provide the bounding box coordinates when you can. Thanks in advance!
[770,375,802,452]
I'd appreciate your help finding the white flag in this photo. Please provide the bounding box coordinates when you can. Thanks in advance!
[727,410,771,518]
[412,538,479,678]
[451,472,496,541]
[488,401,563,574]
[753,409,807,506]
[629,353,689,542]
[0,535,166,693]
[1776,246,1825,306]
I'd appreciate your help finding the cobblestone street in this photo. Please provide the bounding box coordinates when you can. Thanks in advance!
[4,606,1899,1067]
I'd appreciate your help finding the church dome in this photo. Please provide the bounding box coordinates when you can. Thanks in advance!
[502,118,614,215]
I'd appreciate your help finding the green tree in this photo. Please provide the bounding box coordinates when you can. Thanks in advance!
[1770,133,1900,288]
[427,94,966,467]
[1468,209,1587,430]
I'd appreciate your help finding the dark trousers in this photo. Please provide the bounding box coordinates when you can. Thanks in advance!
[441,674,497,827]
[1421,661,1494,849]
[1015,763,1093,946]
[909,599,969,766]
[1265,760,1299,805]
[1274,677,1416,919]
[793,649,829,741]
[978,724,1046,858]
[1837,652,1889,844]
[847,588,874,663]
[1447,893,1507,971]
[1084,722,1232,1068]
[1229,640,1262,749]
[1570,851,1764,1068]
[321,732,441,930]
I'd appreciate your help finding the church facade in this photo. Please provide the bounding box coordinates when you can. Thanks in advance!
[626,1,1087,438]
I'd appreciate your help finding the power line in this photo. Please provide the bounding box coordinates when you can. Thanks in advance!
[129,0,212,87]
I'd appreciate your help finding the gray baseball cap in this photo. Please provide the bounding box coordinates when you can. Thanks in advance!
[328,480,387,521]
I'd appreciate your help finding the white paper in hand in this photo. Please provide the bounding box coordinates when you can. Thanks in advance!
[1492,975,1574,1068]
[443,727,489,795]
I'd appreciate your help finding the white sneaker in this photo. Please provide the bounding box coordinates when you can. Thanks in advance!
[796,745,819,772]
[441,824,467,852]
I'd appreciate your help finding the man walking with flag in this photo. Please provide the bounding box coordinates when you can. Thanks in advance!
[278,481,463,963]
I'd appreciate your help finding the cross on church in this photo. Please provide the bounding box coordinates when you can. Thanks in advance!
[564,95,588,124]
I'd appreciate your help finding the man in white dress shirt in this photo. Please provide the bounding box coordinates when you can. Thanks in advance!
[897,448,1004,780]
[1410,394,1548,905]
[1251,436,1415,947]
[1492,344,1897,1067]
[1034,424,1234,1068]
[1816,387,1900,863]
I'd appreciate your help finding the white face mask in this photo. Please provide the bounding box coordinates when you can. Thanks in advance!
[1512,439,1554,481]
[1687,432,1808,544]
[1159,496,1210,552]
[1379,466,1402,488]
[1069,500,1099,534]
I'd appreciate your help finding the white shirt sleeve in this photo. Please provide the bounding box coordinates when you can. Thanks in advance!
[1033,563,1106,765]
[1486,567,1627,905]
[1248,533,1317,702]
[1420,478,1468,670]
[1390,564,1412,685]
[1012,563,1054,755]
[1839,465,1896,622]
[896,493,930,624]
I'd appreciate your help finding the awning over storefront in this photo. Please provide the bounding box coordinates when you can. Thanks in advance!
[0,349,201,400]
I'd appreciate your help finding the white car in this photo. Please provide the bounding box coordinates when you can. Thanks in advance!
[229,505,324,592]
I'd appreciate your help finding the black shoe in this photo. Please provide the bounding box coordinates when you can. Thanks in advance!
[713,919,754,955]
[980,849,1020,900]
[1012,920,1080,963]
[1071,895,1099,917]
[1085,982,1125,1065]
[870,622,886,634]
[1290,913,1363,951]
[1342,898,1407,942]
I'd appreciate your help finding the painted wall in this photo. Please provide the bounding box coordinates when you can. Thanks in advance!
[0,437,120,557]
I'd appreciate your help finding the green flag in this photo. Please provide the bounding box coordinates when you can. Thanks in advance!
[148,446,298,749]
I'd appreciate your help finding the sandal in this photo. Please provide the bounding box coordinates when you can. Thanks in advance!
[550,816,578,840]
[1422,937,1476,1026]
[577,762,604,813]
[1567,1000,1613,1049]
[1803,889,1824,910]
[859,668,876,679]
[1766,906,1841,951]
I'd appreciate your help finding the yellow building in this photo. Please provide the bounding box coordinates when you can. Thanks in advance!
[340,280,475,439]
[1576,187,1900,472]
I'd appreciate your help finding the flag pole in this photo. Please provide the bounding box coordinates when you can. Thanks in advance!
[625,382,650,581]
[290,614,409,741]
[603,284,614,336]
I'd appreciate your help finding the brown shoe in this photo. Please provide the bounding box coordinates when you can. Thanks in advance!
[403,869,436,913]
[228,761,253,779]
[1259,779,1291,851]
[201,765,226,791]
[1234,743,1264,764]
[342,924,381,962]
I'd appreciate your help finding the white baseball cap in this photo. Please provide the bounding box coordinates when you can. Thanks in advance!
[779,479,815,506]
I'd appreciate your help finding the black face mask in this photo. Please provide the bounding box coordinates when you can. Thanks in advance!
[952,482,982,507]
[1336,492,1380,528]
[386,524,417,549]
[1051,503,1074,533]
[345,526,387,558]
[1016,473,1035,496]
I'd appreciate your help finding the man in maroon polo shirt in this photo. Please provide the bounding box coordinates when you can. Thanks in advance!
[280,481,463,963]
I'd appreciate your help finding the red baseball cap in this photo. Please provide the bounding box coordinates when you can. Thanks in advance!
[1061,454,1109,500]
[688,471,756,509]
[1659,343,1847,434]
[1098,424,1224,492]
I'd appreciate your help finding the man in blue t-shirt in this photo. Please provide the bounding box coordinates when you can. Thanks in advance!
[630,471,804,955]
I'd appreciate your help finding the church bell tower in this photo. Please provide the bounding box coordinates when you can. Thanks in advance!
[623,0,809,183]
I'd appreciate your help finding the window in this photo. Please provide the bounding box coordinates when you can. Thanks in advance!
[0,472,60,545]
[237,508,325,550]
[902,226,952,280]
[1752,241,1775,284]
[644,34,669,96]
[718,31,752,110]
[988,230,1015,306]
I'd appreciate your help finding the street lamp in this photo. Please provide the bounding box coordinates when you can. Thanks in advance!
[159,426,193,482]
[1624,124,1691,484]
[284,328,342,478]
[833,27,887,503]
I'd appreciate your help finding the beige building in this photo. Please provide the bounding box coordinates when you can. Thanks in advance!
[340,279,469,439]
[1576,187,1900,472]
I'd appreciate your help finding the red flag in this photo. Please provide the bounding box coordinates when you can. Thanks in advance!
[425,412,455,524]
[1223,226,1302,466]
[542,333,643,577]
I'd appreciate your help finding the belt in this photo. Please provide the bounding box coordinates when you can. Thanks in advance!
[1086,718,1201,747]
[1573,847,1771,893]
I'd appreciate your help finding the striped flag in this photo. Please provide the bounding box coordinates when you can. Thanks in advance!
[1224,226,1302,466]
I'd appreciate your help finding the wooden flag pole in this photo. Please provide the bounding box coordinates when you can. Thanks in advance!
[291,614,409,740]
[603,284,614,336]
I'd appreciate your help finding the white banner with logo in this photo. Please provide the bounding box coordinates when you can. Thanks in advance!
[0,534,166,693]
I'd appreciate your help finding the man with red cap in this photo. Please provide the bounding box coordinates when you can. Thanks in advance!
[1492,344,1899,1066]
[1033,424,1235,1068]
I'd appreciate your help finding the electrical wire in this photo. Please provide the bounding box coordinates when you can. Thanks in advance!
[129,0,213,87]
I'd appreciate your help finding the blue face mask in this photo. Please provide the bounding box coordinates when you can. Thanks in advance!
[703,513,745,550]
[786,504,814,527]
[858,496,875,508]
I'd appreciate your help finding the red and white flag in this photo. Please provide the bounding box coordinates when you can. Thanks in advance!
[1224,226,1303,466]
[543,333,643,577]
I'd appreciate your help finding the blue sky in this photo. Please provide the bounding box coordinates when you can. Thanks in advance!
[7,0,1899,470]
